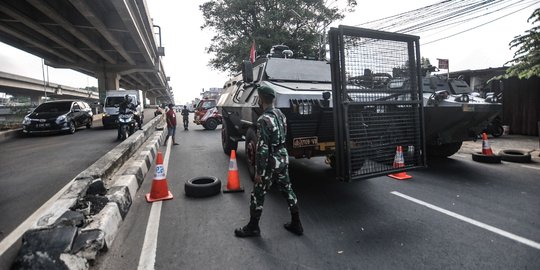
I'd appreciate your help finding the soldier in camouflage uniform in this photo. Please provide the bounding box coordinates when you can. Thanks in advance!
[235,85,303,237]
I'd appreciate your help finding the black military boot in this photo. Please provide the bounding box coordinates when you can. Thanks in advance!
[234,210,261,237]
[284,206,303,235]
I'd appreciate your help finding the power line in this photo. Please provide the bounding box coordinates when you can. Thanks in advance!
[423,1,539,45]
[353,0,539,45]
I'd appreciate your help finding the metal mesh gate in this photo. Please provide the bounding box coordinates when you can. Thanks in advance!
[329,26,426,181]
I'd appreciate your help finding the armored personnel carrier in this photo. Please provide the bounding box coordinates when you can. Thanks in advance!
[388,74,502,157]
[217,41,500,180]
[217,45,337,178]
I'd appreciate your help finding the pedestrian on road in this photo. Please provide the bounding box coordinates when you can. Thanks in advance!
[181,105,190,130]
[164,103,179,146]
[234,85,303,237]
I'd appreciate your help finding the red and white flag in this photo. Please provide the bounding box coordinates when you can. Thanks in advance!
[438,58,449,70]
[249,41,256,64]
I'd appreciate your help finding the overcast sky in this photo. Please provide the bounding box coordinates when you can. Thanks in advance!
[0,0,537,104]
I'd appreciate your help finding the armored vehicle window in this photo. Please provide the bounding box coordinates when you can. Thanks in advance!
[265,58,331,83]
[232,84,244,103]
[253,64,264,82]
[422,77,451,93]
[449,80,472,94]
[240,86,257,103]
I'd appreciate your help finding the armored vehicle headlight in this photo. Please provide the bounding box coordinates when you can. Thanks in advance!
[299,103,312,115]
[454,94,469,103]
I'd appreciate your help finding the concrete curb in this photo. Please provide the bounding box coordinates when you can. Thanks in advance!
[0,128,22,144]
[8,117,166,269]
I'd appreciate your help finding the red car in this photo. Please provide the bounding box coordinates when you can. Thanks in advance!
[193,99,222,130]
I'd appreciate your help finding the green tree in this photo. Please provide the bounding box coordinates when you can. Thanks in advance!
[200,0,356,73]
[506,8,540,79]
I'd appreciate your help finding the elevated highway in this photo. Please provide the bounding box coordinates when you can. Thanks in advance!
[0,71,99,103]
[0,0,173,104]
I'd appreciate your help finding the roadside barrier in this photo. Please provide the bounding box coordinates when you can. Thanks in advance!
[2,116,166,269]
[388,146,412,180]
[145,151,174,202]
[223,150,244,193]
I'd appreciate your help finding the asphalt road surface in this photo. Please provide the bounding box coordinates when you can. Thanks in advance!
[0,109,155,242]
[96,118,540,270]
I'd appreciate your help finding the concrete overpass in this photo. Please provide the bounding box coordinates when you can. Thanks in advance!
[0,71,99,104]
[0,0,173,104]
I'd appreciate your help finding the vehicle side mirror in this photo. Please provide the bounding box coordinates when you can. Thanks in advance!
[242,60,253,83]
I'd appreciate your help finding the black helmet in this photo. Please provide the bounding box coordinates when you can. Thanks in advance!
[124,94,131,102]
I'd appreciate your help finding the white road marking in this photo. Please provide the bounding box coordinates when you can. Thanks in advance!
[0,178,76,256]
[137,137,172,270]
[521,165,540,171]
[454,154,466,158]
[391,191,540,250]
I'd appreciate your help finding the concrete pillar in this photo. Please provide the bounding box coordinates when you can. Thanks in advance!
[145,92,156,105]
[96,71,120,103]
[29,94,43,106]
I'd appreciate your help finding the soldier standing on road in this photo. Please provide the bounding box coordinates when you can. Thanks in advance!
[164,103,179,146]
[234,85,303,237]
[181,105,190,130]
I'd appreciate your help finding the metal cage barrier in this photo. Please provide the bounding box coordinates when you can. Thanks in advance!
[329,25,426,181]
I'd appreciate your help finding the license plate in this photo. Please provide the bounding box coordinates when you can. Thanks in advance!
[462,104,475,112]
[293,136,318,148]
[37,123,50,128]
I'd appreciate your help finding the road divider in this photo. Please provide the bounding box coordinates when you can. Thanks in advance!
[1,116,167,270]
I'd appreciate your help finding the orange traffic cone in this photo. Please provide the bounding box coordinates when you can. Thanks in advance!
[146,151,174,202]
[388,146,412,180]
[481,132,494,155]
[223,150,244,193]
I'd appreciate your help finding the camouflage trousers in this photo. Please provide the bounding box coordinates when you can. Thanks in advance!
[250,165,298,218]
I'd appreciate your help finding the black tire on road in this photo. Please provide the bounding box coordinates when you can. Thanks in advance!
[68,121,76,134]
[86,117,93,129]
[471,152,502,163]
[185,176,221,198]
[426,142,463,157]
[120,126,128,140]
[221,120,238,155]
[203,118,218,130]
[245,128,257,181]
[499,149,531,163]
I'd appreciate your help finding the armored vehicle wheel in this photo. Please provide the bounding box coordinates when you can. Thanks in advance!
[245,128,257,181]
[222,120,238,155]
[426,142,463,157]
[203,118,218,130]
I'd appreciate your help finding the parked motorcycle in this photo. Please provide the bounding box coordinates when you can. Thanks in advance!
[483,116,504,137]
[117,110,137,140]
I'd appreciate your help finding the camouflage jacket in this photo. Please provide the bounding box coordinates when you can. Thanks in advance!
[256,107,289,177]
